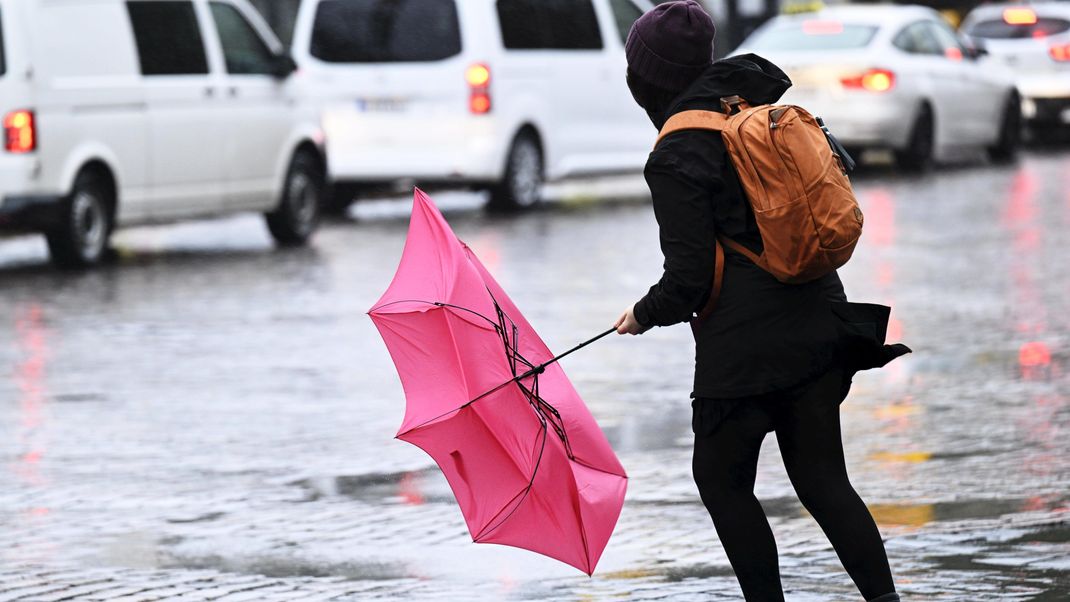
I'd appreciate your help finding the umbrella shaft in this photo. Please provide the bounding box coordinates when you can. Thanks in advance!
[544,327,618,368]
[468,327,616,406]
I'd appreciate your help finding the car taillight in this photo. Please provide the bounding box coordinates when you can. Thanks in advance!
[1050,44,1070,61]
[840,69,895,92]
[466,63,491,115]
[4,110,36,153]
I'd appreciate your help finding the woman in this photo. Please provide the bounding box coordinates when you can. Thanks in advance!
[613,2,908,601]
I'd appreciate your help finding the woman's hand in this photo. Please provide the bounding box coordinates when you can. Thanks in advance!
[615,306,649,335]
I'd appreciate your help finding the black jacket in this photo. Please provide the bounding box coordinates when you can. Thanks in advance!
[632,55,907,399]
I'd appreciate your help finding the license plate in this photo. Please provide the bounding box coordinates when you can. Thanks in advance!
[356,97,408,113]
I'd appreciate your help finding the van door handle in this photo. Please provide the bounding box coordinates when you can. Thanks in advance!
[204,87,215,98]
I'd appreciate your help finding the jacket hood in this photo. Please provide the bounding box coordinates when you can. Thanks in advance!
[652,53,792,129]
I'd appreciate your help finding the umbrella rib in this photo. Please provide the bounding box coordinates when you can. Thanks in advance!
[368,298,500,330]
[400,316,616,442]
[384,298,533,435]
[472,409,551,542]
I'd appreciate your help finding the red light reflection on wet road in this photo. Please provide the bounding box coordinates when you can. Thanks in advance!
[1000,167,1056,382]
[859,188,905,384]
[864,189,896,249]
[398,471,425,505]
[12,305,49,488]
[1019,341,1051,368]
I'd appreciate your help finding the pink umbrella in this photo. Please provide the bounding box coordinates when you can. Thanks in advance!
[369,189,627,575]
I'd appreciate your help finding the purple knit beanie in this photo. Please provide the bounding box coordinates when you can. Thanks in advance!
[626,0,716,91]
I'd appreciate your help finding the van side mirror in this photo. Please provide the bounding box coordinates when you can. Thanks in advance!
[271,53,298,79]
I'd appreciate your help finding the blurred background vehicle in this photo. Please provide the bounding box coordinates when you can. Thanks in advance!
[961,2,1070,141]
[0,0,323,267]
[734,4,1020,170]
[289,0,654,213]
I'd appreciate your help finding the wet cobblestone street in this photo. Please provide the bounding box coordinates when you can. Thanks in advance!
[1,150,1068,600]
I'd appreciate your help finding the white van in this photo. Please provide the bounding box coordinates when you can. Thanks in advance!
[290,0,655,211]
[0,0,324,267]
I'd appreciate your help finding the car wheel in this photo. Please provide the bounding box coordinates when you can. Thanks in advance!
[488,132,543,212]
[895,105,934,172]
[46,170,113,268]
[987,93,1021,164]
[266,150,323,246]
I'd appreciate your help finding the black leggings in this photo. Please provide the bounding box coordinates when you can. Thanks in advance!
[692,369,896,601]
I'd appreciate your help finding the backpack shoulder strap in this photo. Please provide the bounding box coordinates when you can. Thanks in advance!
[655,110,728,149]
[692,238,725,326]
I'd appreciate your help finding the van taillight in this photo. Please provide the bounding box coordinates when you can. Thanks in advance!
[4,110,36,153]
[466,63,491,114]
[840,69,895,92]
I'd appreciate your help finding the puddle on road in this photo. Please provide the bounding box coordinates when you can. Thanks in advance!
[869,497,1067,527]
[165,511,226,524]
[161,551,412,581]
[290,468,452,505]
[50,392,109,403]
[1010,523,1070,544]
[96,526,416,582]
[597,563,735,583]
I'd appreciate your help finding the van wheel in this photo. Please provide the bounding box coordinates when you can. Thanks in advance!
[46,170,113,268]
[987,93,1021,164]
[266,151,323,246]
[488,133,543,212]
[895,105,934,172]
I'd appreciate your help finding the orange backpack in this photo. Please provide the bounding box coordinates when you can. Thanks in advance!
[656,95,864,322]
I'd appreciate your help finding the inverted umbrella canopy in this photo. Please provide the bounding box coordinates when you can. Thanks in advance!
[369,189,627,575]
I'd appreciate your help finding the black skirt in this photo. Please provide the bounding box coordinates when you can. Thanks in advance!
[691,280,911,436]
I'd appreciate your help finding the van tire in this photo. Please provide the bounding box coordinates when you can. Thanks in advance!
[488,132,543,212]
[266,151,323,246]
[46,170,114,268]
[895,104,934,172]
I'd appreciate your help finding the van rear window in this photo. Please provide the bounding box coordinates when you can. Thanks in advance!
[967,18,1070,40]
[310,0,461,63]
[497,0,604,50]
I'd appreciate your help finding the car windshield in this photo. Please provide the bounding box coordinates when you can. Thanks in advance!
[746,20,879,51]
[966,17,1070,40]
[310,0,461,63]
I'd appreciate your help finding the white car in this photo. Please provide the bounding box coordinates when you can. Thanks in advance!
[961,3,1070,136]
[0,0,324,267]
[290,0,654,212]
[734,5,1020,169]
